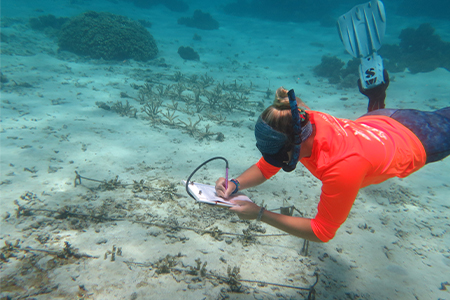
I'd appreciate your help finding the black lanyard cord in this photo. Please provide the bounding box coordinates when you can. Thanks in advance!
[185,156,229,200]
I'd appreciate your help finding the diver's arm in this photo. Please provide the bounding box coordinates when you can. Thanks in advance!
[229,200,322,243]
[260,210,321,242]
[215,164,267,198]
[234,164,267,190]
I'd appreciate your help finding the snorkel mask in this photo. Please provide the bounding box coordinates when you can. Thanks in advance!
[255,89,312,172]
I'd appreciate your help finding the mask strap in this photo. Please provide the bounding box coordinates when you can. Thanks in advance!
[286,89,302,170]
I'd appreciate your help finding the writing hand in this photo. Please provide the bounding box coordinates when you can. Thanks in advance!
[215,177,236,198]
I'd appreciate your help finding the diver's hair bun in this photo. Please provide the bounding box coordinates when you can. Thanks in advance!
[273,87,291,109]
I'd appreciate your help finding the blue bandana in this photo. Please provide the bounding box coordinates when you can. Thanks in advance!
[254,89,313,171]
[254,116,288,155]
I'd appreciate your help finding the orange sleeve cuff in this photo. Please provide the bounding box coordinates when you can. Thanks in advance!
[256,157,281,179]
[310,216,340,242]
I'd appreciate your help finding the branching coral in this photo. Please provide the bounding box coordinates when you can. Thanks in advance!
[141,98,163,123]
[116,71,265,142]
[111,100,137,118]
[178,116,202,137]
[204,84,224,108]
[225,266,243,292]
[197,124,216,141]
[161,109,178,126]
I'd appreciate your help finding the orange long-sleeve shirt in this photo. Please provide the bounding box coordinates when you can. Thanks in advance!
[256,111,426,242]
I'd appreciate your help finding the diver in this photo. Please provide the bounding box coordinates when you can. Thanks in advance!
[214,71,449,243]
[214,0,449,243]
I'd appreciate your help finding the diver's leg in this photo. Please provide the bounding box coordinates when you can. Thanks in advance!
[358,69,390,113]
[360,108,397,118]
[368,96,386,112]
[435,107,450,119]
[390,108,450,164]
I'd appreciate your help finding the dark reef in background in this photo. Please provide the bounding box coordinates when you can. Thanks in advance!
[1,72,9,83]
[178,10,219,30]
[29,14,69,31]
[380,23,450,73]
[397,0,450,20]
[177,46,200,61]
[314,23,450,87]
[313,56,360,88]
[58,11,158,61]
[0,32,8,43]
[223,0,361,24]
[137,19,152,28]
[130,0,189,12]
[314,56,344,84]
[193,33,202,41]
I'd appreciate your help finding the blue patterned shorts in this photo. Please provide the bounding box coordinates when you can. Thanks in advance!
[362,107,450,164]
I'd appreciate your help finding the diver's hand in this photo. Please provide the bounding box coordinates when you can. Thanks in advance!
[215,177,236,198]
[229,200,260,220]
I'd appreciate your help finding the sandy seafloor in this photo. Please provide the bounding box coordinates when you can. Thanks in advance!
[1,0,449,299]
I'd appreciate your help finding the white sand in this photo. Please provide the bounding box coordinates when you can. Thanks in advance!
[1,1,449,299]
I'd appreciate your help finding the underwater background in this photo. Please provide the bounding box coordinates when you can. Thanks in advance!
[1,0,449,299]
